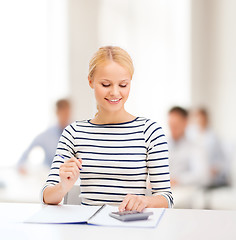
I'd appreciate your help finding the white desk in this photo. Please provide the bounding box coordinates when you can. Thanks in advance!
[1,203,236,240]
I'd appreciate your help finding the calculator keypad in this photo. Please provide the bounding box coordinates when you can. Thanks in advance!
[112,211,140,216]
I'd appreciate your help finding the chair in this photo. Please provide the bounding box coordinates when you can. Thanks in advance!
[63,185,81,205]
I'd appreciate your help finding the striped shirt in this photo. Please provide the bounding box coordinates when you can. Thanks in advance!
[42,117,173,207]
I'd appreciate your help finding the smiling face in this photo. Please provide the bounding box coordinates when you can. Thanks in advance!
[88,61,132,115]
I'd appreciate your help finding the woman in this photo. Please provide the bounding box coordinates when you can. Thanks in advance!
[42,46,173,211]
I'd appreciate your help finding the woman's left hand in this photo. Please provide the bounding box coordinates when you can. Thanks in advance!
[119,194,149,212]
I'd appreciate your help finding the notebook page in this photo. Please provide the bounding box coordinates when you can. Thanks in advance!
[25,205,101,224]
[88,205,165,228]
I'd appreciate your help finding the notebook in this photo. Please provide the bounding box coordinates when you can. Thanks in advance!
[25,204,165,228]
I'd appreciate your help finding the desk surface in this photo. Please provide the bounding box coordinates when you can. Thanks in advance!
[1,203,236,240]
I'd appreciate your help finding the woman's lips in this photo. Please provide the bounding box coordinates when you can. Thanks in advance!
[105,98,122,104]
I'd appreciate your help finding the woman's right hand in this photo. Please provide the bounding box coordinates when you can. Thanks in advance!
[59,157,82,192]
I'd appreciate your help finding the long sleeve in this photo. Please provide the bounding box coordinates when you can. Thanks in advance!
[18,126,62,168]
[18,136,42,166]
[144,120,173,207]
[42,118,173,206]
[42,124,76,193]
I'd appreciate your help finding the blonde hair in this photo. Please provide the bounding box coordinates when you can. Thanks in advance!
[88,46,134,79]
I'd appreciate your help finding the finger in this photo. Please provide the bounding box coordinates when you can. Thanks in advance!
[60,165,79,178]
[76,158,82,169]
[64,158,82,170]
[78,162,82,170]
[77,158,82,164]
[60,164,76,171]
[71,157,83,169]
[131,198,140,211]
[66,157,79,164]
[136,197,148,212]
[137,202,146,212]
[71,167,80,178]
[125,196,136,211]
[63,162,81,169]
[61,165,80,179]
[61,162,76,169]
[61,167,79,175]
[119,194,131,212]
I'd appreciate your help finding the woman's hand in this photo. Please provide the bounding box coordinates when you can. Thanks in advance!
[59,157,82,192]
[119,194,149,212]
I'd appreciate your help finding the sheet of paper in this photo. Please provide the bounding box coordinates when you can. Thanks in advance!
[88,205,165,228]
[25,205,101,224]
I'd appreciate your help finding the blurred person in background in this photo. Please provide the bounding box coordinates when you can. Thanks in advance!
[168,106,209,187]
[17,99,71,174]
[168,106,209,208]
[187,108,229,188]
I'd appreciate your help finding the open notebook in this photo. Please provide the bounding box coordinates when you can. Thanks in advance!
[25,204,165,228]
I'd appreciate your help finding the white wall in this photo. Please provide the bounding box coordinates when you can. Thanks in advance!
[68,0,100,121]
[0,0,69,166]
[68,0,191,133]
[191,0,236,142]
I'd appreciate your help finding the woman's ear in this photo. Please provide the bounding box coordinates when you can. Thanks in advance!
[88,76,94,89]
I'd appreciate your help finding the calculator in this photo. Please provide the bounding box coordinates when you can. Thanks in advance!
[109,210,153,222]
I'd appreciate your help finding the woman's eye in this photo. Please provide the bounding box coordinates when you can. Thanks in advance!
[120,85,127,88]
[102,84,110,87]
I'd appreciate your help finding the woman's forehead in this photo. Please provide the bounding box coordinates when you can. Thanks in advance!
[94,61,132,79]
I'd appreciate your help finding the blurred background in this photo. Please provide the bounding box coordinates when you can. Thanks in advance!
[0,0,235,209]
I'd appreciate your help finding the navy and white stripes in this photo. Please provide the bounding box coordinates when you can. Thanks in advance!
[43,117,173,207]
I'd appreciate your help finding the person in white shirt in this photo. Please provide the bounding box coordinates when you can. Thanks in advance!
[168,106,209,208]
[187,108,228,188]
[18,99,71,174]
[168,106,209,187]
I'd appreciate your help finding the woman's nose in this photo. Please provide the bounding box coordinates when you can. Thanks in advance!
[110,86,119,96]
